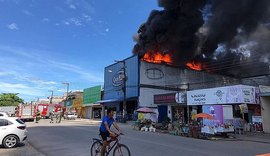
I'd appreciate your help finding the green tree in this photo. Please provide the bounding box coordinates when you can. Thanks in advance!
[0,93,24,106]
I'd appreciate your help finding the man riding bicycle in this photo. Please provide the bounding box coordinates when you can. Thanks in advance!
[99,108,121,156]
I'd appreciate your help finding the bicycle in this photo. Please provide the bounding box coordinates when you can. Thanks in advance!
[90,133,131,156]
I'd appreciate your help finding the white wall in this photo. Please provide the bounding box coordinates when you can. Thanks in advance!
[261,96,270,133]
[139,88,176,107]
[140,61,184,86]
[167,105,172,120]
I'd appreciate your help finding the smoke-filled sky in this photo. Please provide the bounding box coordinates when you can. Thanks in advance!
[0,0,269,102]
[0,0,157,102]
[133,0,270,69]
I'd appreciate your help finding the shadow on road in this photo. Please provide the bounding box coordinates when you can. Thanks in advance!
[0,142,26,149]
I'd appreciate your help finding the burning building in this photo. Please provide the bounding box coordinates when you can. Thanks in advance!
[133,0,270,78]
[130,0,270,132]
[102,55,240,123]
[101,0,270,132]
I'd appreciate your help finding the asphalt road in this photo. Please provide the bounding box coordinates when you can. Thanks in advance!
[1,119,270,156]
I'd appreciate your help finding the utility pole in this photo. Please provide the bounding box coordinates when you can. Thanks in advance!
[115,60,127,122]
[63,82,69,107]
[48,90,54,104]
[122,60,127,122]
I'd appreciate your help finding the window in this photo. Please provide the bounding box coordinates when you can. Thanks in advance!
[0,119,13,126]
[0,114,3,117]
[0,119,8,126]
[16,119,25,124]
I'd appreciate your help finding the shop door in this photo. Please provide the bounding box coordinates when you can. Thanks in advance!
[158,105,168,123]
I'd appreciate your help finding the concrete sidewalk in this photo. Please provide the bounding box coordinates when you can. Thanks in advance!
[123,121,270,144]
[49,119,270,144]
[235,132,270,144]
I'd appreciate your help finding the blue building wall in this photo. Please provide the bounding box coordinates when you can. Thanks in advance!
[104,55,139,100]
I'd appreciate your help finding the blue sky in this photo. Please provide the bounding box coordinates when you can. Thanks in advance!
[0,0,158,102]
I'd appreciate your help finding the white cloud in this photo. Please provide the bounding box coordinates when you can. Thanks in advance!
[69,4,76,9]
[105,28,109,32]
[0,82,45,97]
[0,82,28,89]
[0,45,103,83]
[63,17,83,26]
[0,71,10,76]
[7,23,19,30]
[22,10,32,16]
[0,69,58,88]
[82,13,92,22]
[80,0,95,14]
[64,21,70,25]
[0,45,39,59]
[65,0,77,10]
[55,23,60,26]
[42,18,50,22]
[48,60,103,83]
[69,18,83,26]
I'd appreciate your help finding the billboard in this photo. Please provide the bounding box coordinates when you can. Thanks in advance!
[203,105,224,124]
[187,85,259,105]
[154,92,186,104]
[104,56,139,100]
[83,85,101,105]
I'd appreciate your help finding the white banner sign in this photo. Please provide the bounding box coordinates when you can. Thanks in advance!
[259,85,270,93]
[187,85,259,105]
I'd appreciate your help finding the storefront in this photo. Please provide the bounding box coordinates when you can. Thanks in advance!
[154,92,187,123]
[64,100,73,113]
[259,85,270,133]
[187,85,261,134]
[73,96,83,117]
[104,56,139,120]
[83,86,102,119]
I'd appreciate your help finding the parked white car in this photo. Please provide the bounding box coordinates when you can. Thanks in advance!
[66,113,77,120]
[0,117,27,148]
[0,111,9,118]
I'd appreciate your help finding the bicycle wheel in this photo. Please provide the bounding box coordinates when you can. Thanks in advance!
[90,141,102,156]
[113,144,131,156]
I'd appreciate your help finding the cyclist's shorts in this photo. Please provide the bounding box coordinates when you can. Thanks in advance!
[99,130,110,141]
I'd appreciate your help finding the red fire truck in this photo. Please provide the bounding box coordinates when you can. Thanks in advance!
[16,103,35,122]
[36,104,63,119]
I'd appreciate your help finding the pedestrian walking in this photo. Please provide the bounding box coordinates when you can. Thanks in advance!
[36,109,41,123]
[55,112,59,123]
[58,108,62,123]
[50,110,54,123]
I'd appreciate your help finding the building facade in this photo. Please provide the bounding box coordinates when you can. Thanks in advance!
[82,85,102,119]
[102,55,241,122]
[259,85,270,133]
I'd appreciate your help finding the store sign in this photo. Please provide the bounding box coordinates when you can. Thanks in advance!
[83,86,101,104]
[187,85,259,105]
[252,116,262,123]
[112,70,125,87]
[259,85,270,93]
[154,92,186,104]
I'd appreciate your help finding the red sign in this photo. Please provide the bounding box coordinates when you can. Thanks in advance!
[154,93,176,104]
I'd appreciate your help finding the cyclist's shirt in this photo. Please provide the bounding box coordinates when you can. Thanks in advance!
[100,116,114,132]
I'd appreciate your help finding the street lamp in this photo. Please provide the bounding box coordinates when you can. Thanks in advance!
[48,90,54,104]
[62,82,69,101]
[115,60,127,121]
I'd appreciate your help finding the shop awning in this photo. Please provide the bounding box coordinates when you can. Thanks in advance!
[94,99,120,104]
[260,92,270,97]
[94,97,137,104]
[82,103,101,107]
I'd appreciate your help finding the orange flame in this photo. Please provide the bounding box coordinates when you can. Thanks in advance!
[186,61,203,71]
[142,51,173,64]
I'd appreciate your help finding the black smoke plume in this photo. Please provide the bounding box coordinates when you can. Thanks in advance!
[133,0,207,65]
[133,0,270,76]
